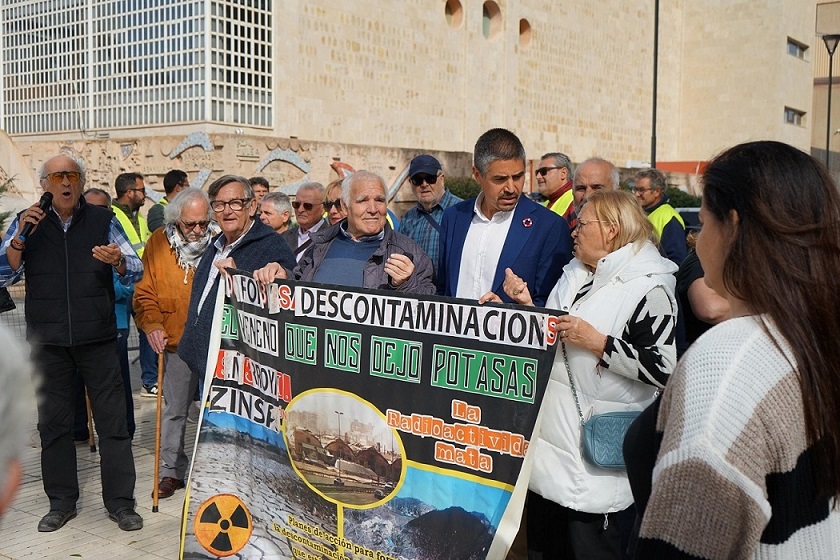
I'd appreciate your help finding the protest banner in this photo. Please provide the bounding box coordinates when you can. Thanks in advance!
[180,272,561,559]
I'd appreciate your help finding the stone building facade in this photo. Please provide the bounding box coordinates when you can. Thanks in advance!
[0,0,818,209]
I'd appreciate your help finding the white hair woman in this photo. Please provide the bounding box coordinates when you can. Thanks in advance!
[485,189,678,559]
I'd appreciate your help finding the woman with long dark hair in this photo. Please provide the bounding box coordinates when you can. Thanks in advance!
[628,140,840,558]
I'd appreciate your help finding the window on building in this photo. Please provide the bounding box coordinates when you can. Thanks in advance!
[519,19,532,48]
[784,107,805,126]
[787,37,807,59]
[445,0,463,28]
[1,0,270,133]
[482,2,501,40]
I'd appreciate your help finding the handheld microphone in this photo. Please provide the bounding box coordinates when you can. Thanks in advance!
[18,192,54,242]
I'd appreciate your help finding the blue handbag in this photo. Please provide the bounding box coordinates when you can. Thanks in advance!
[562,343,639,470]
[580,411,639,470]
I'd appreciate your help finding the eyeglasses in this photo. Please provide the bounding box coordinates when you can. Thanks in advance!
[324,200,343,211]
[535,166,563,177]
[574,218,607,232]
[180,220,210,230]
[211,198,251,212]
[43,171,82,184]
[409,174,439,187]
[291,201,322,211]
[130,188,146,193]
[632,187,652,194]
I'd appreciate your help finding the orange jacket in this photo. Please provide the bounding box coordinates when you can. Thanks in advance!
[133,229,197,351]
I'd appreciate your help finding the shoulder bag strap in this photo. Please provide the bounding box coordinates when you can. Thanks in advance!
[421,211,441,233]
[294,238,313,256]
[562,342,586,426]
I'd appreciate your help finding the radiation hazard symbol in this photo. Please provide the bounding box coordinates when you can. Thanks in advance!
[193,493,253,557]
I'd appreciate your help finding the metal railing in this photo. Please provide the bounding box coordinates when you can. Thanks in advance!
[0,283,141,351]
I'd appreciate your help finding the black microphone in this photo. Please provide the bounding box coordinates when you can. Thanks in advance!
[18,192,53,242]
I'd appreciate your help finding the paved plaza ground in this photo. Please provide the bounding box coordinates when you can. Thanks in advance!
[0,289,527,560]
[0,297,195,559]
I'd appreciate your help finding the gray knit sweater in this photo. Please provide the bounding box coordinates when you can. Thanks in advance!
[637,315,840,559]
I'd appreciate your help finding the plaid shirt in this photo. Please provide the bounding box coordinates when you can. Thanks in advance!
[0,211,142,287]
[397,189,462,274]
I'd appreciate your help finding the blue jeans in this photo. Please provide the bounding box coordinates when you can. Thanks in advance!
[137,327,158,387]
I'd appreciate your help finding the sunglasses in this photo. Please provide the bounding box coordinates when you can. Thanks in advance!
[180,220,210,230]
[291,201,322,211]
[324,200,343,211]
[44,171,82,184]
[409,174,439,187]
[535,166,562,177]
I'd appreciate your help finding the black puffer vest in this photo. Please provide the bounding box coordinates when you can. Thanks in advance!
[23,198,116,346]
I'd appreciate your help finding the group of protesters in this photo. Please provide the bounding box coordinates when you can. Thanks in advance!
[1,128,839,560]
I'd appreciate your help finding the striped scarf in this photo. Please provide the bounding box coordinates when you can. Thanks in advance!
[164,222,219,283]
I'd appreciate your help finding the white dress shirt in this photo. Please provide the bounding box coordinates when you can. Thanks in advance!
[197,220,255,314]
[295,219,326,262]
[455,193,515,299]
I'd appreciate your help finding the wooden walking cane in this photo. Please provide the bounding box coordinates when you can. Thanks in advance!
[84,389,96,453]
[152,352,165,513]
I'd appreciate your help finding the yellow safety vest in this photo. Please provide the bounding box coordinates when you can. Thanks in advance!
[543,189,574,217]
[112,206,151,258]
[647,203,684,239]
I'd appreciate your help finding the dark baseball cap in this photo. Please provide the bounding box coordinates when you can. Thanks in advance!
[408,155,442,178]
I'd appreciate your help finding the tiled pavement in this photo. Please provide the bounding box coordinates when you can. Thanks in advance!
[0,367,531,560]
[0,290,528,560]
[0,352,196,560]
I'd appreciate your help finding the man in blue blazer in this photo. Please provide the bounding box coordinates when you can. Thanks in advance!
[437,128,572,307]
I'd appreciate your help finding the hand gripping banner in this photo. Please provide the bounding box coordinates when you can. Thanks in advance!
[179,272,562,560]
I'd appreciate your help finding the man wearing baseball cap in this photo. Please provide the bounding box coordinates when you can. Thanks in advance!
[398,155,462,277]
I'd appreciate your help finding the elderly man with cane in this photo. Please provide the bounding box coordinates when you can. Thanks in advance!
[133,188,218,502]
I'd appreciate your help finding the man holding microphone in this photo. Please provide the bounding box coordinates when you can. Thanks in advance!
[0,153,144,532]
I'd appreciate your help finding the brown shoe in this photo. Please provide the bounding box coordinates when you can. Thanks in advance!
[154,477,185,499]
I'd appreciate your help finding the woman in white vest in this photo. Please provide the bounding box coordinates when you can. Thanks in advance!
[484,189,678,559]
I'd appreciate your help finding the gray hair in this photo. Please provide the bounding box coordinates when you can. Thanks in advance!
[295,181,325,200]
[633,168,667,192]
[540,152,573,175]
[261,191,291,215]
[474,128,526,175]
[38,152,87,185]
[164,187,212,224]
[574,157,620,190]
[83,188,112,205]
[341,171,387,205]
[0,325,35,496]
[207,175,253,200]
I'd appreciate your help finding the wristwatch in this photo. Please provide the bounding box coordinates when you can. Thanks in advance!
[113,255,126,269]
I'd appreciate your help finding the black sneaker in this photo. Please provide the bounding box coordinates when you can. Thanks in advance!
[141,384,158,398]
